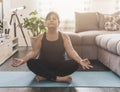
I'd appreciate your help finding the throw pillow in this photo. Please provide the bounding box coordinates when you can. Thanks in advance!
[104,15,120,31]
[116,17,120,25]
[75,12,99,33]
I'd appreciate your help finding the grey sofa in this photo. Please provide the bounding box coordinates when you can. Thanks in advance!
[68,12,120,76]
[96,34,120,76]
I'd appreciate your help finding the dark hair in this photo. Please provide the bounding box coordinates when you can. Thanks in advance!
[45,11,60,22]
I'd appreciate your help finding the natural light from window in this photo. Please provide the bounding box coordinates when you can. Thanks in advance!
[37,0,91,32]
[37,0,91,20]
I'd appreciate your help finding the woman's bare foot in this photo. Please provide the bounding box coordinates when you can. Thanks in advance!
[35,75,46,82]
[56,76,72,83]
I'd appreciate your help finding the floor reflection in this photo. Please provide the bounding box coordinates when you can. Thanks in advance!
[31,87,77,92]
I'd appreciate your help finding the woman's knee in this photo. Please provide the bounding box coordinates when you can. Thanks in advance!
[27,59,36,70]
[69,60,79,70]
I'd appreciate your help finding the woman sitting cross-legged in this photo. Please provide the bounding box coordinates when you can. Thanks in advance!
[12,11,93,83]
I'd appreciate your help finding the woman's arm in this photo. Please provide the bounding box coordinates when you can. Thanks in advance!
[62,33,93,69]
[22,34,43,62]
[12,34,43,67]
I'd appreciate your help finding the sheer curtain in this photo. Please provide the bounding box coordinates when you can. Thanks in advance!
[37,0,91,32]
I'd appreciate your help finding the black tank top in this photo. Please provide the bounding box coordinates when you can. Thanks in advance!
[39,32,65,62]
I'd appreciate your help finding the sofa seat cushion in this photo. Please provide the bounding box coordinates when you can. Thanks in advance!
[77,30,117,45]
[96,34,120,56]
[117,42,120,55]
[67,32,81,46]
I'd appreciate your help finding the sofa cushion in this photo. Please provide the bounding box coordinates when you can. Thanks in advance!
[117,42,120,55]
[67,32,81,45]
[107,37,120,55]
[96,34,120,56]
[104,16,120,31]
[77,31,115,45]
[96,34,117,49]
[97,13,105,30]
[75,12,99,33]
[96,31,120,45]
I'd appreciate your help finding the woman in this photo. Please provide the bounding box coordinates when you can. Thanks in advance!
[12,11,93,83]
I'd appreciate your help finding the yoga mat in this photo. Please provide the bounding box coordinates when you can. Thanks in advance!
[0,71,120,87]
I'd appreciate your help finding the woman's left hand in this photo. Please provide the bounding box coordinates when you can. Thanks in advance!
[79,58,93,70]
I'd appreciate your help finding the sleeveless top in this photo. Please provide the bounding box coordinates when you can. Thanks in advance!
[39,32,65,62]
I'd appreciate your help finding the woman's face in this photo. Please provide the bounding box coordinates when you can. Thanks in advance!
[45,14,59,29]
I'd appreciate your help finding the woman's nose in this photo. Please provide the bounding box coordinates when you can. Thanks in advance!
[50,20,54,22]
[50,19,54,21]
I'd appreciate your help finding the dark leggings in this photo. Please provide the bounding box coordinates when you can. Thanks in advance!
[27,59,79,81]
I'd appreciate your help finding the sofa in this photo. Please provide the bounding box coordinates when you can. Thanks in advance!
[68,12,120,76]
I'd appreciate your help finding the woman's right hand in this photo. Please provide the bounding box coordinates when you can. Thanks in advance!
[11,58,24,67]
[79,58,93,70]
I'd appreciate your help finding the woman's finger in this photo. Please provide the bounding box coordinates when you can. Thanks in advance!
[85,65,90,69]
[12,60,20,67]
[88,65,93,68]
[86,59,90,64]
[83,59,90,64]
[82,66,86,70]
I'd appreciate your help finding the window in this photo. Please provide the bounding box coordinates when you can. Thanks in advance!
[116,0,120,10]
[37,0,91,32]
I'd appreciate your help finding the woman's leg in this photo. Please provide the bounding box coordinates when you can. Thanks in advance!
[27,59,57,81]
[56,60,79,76]
[55,60,79,83]
[27,59,79,83]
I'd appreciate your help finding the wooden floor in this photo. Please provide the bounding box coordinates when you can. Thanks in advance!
[0,88,120,92]
[0,46,31,71]
[0,46,120,92]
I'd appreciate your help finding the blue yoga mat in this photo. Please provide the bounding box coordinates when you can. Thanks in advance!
[0,71,120,87]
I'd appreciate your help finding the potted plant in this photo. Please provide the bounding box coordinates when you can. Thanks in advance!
[20,10,46,45]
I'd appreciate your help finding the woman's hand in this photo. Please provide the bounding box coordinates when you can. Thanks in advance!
[11,58,24,67]
[79,58,93,70]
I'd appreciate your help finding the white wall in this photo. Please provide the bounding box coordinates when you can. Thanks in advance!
[3,0,11,21]
[10,0,39,46]
[3,0,12,40]
[3,0,39,46]
[90,0,117,14]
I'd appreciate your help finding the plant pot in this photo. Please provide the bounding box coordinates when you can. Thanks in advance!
[30,36,40,58]
[30,36,37,47]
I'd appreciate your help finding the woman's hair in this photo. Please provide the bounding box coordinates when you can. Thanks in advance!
[45,11,60,22]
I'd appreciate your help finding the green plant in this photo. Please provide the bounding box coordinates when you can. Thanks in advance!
[20,10,46,36]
